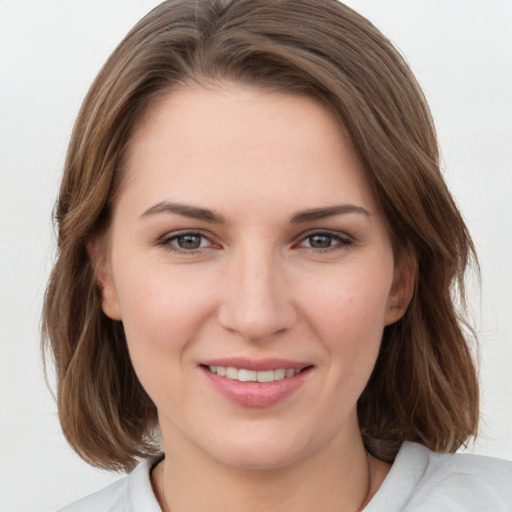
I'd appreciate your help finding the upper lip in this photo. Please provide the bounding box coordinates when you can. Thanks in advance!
[200,357,312,372]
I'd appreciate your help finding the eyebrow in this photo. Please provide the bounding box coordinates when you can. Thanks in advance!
[140,201,371,224]
[140,201,226,223]
[290,204,371,223]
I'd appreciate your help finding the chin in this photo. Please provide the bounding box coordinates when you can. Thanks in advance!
[200,427,317,471]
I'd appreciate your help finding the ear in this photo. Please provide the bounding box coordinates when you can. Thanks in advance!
[384,248,416,326]
[87,238,122,321]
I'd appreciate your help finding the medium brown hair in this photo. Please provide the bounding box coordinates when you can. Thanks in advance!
[43,0,479,471]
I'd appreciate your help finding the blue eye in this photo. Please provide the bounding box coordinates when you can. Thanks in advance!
[160,232,211,251]
[307,234,335,248]
[299,231,352,250]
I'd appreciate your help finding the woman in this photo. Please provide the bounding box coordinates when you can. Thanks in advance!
[43,0,512,510]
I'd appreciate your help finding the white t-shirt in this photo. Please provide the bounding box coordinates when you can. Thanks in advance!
[57,442,512,511]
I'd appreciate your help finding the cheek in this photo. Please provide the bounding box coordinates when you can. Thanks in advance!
[113,266,221,417]
[301,266,393,375]
[112,263,214,375]
[308,270,391,332]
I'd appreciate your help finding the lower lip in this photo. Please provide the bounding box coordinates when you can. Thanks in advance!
[201,367,312,408]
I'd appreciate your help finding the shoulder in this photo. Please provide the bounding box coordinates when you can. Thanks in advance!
[366,442,512,511]
[56,458,162,512]
[417,448,512,510]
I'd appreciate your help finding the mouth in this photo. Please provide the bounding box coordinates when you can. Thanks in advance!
[199,360,314,408]
[202,365,308,383]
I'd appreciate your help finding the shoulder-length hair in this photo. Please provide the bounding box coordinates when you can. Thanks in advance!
[43,0,479,471]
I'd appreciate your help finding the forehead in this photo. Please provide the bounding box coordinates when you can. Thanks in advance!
[120,83,378,218]
[129,83,345,158]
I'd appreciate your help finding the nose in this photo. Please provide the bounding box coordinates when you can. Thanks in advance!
[217,246,297,342]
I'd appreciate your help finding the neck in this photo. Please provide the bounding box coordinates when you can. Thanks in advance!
[152,425,390,512]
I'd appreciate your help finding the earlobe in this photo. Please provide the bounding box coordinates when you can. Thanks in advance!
[87,239,122,321]
[384,250,416,326]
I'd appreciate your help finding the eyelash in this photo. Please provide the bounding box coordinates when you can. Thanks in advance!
[296,230,353,251]
[157,230,353,254]
[157,230,214,253]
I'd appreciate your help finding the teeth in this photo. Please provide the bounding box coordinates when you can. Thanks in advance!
[238,369,256,381]
[208,365,300,382]
[226,367,238,379]
[274,369,286,380]
[257,370,274,383]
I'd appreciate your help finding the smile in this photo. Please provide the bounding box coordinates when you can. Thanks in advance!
[201,362,313,408]
[207,366,300,382]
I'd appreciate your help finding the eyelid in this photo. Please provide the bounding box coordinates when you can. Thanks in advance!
[157,229,218,252]
[155,228,353,253]
[294,229,353,249]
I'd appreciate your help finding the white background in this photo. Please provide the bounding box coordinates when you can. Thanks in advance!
[0,1,511,511]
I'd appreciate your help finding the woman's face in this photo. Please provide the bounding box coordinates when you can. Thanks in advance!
[98,84,409,470]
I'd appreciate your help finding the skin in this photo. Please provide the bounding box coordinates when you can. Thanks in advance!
[95,84,413,512]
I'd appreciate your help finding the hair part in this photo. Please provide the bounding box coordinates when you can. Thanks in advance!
[43,0,479,472]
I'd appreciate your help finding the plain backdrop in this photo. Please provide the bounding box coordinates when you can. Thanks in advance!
[0,1,511,511]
